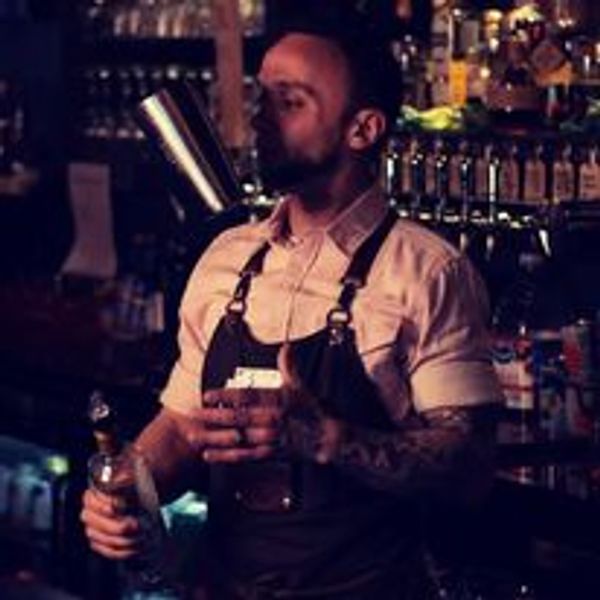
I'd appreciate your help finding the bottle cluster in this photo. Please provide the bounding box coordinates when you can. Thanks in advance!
[77,63,214,141]
[383,133,600,216]
[493,315,600,499]
[79,0,265,40]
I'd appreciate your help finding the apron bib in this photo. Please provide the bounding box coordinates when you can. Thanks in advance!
[200,211,429,597]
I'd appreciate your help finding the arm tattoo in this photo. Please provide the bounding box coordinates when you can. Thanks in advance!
[281,400,327,461]
[283,401,499,500]
[334,405,499,499]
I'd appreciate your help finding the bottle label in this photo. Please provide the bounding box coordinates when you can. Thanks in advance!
[499,159,520,202]
[493,336,535,411]
[553,161,574,202]
[579,162,600,201]
[475,156,488,199]
[497,359,535,411]
[523,159,546,203]
[449,155,462,199]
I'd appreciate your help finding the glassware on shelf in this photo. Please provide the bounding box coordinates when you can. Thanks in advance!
[87,0,264,39]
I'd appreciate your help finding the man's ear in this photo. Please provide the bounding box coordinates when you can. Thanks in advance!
[346,109,387,151]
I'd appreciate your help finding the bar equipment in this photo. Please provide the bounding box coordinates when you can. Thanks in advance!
[136,79,243,216]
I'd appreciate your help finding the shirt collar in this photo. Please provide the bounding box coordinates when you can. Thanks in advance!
[258,184,389,257]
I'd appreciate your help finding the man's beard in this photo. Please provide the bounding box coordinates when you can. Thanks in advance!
[255,139,343,199]
[258,155,338,194]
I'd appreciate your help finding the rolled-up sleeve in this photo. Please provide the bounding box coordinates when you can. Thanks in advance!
[159,255,212,415]
[409,256,504,412]
[159,312,206,415]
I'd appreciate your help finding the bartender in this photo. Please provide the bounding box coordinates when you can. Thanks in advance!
[81,6,503,599]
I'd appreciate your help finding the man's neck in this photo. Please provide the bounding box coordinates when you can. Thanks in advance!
[286,168,375,238]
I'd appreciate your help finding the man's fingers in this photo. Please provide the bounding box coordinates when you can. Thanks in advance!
[90,541,138,560]
[200,426,278,449]
[203,445,274,463]
[196,407,281,428]
[244,426,279,446]
[203,388,254,407]
[185,424,241,448]
[80,507,140,538]
[83,488,123,517]
[85,524,142,552]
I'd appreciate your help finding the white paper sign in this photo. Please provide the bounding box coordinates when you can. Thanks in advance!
[62,162,117,279]
[226,367,282,389]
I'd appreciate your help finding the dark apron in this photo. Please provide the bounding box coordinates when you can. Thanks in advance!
[200,211,432,599]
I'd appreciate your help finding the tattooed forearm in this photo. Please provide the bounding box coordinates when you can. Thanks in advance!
[334,405,498,499]
[283,402,498,500]
[279,386,345,464]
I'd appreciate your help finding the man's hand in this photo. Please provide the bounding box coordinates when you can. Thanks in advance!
[197,385,284,463]
[197,344,344,464]
[80,488,142,560]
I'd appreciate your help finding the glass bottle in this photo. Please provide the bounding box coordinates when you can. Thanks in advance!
[523,143,547,204]
[475,142,491,202]
[409,137,426,218]
[448,139,464,201]
[499,142,521,203]
[492,252,542,452]
[448,6,468,107]
[552,143,575,203]
[402,136,418,198]
[457,141,475,253]
[577,144,600,201]
[87,391,180,598]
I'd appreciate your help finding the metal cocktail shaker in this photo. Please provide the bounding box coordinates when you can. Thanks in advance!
[136,80,243,217]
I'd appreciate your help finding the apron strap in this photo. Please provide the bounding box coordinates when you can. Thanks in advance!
[327,209,398,344]
[226,241,270,319]
[225,207,397,328]
[341,208,399,290]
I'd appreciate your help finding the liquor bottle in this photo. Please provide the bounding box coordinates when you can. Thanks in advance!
[475,142,491,202]
[457,141,475,253]
[87,391,180,598]
[487,29,543,134]
[523,143,547,204]
[577,144,600,201]
[429,0,452,106]
[448,6,468,107]
[499,142,521,203]
[485,143,501,259]
[409,137,426,217]
[492,253,542,450]
[401,137,417,198]
[424,137,438,201]
[448,139,464,202]
[552,143,575,203]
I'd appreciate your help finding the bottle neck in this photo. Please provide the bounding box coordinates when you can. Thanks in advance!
[93,430,123,456]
